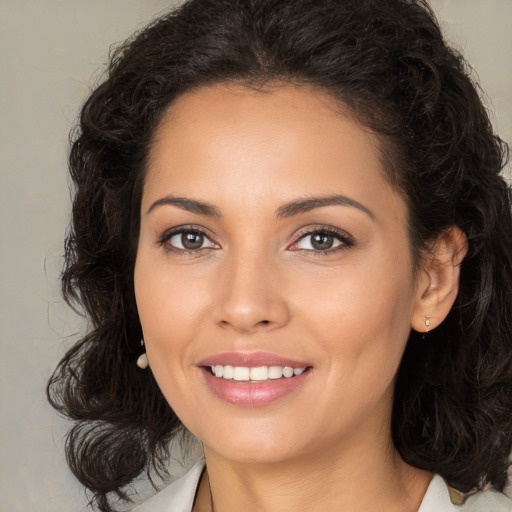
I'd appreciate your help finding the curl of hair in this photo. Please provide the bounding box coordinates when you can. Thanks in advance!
[47,0,512,509]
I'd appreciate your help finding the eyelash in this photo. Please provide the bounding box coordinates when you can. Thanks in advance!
[291,226,355,255]
[157,225,355,256]
[157,225,217,255]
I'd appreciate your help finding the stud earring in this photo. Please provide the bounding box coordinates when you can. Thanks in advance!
[422,315,432,341]
[137,339,148,369]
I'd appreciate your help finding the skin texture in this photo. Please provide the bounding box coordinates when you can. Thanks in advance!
[134,84,467,512]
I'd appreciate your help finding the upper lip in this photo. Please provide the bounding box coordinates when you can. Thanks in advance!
[198,351,311,368]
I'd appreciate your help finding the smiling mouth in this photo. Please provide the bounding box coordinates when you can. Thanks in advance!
[207,365,310,382]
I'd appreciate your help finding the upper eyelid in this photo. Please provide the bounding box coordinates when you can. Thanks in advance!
[293,226,354,242]
[159,224,215,241]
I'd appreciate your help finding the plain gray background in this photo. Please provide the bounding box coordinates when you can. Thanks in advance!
[1,1,511,511]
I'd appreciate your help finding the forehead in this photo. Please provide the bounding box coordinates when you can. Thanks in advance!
[143,83,404,223]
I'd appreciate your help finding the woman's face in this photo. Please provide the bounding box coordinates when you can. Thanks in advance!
[134,84,425,464]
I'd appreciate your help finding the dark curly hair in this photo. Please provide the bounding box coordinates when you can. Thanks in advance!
[47,0,512,510]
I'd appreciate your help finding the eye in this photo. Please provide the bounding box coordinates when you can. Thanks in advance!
[291,228,353,252]
[161,228,218,252]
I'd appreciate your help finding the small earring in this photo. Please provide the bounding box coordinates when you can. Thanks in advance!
[137,339,148,369]
[422,315,431,341]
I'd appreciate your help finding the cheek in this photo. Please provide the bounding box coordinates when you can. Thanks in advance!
[134,252,220,405]
[134,265,194,413]
[134,258,186,371]
[294,251,415,374]
[296,266,414,429]
[135,255,210,337]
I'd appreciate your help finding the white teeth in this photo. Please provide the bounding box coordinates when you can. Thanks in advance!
[269,366,283,379]
[250,366,269,381]
[282,366,294,378]
[233,366,250,381]
[223,365,234,379]
[209,365,307,381]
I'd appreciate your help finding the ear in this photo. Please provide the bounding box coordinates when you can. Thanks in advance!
[411,227,468,333]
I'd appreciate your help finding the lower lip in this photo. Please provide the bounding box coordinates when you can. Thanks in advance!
[200,367,311,407]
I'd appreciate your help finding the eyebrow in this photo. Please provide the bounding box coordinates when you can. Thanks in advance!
[146,193,374,220]
[147,196,221,217]
[276,195,375,220]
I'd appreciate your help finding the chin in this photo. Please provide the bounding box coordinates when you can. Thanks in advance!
[198,419,309,464]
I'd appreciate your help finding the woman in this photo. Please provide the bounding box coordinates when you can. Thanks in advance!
[47,0,512,511]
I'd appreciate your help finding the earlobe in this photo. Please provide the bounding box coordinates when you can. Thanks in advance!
[411,227,468,333]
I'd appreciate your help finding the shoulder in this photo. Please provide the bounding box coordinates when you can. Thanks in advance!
[419,475,512,512]
[131,460,206,512]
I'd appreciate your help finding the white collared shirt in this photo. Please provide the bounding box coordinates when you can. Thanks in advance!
[132,459,512,512]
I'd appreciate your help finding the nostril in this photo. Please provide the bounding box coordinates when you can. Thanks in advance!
[218,318,272,333]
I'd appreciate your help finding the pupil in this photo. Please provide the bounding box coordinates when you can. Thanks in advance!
[182,232,203,250]
[311,233,333,250]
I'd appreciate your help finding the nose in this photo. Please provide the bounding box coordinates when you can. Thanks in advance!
[215,250,290,334]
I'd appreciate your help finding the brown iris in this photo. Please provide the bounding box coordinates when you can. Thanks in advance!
[181,231,204,250]
[310,233,335,250]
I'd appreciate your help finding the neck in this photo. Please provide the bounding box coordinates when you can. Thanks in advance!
[194,432,432,512]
